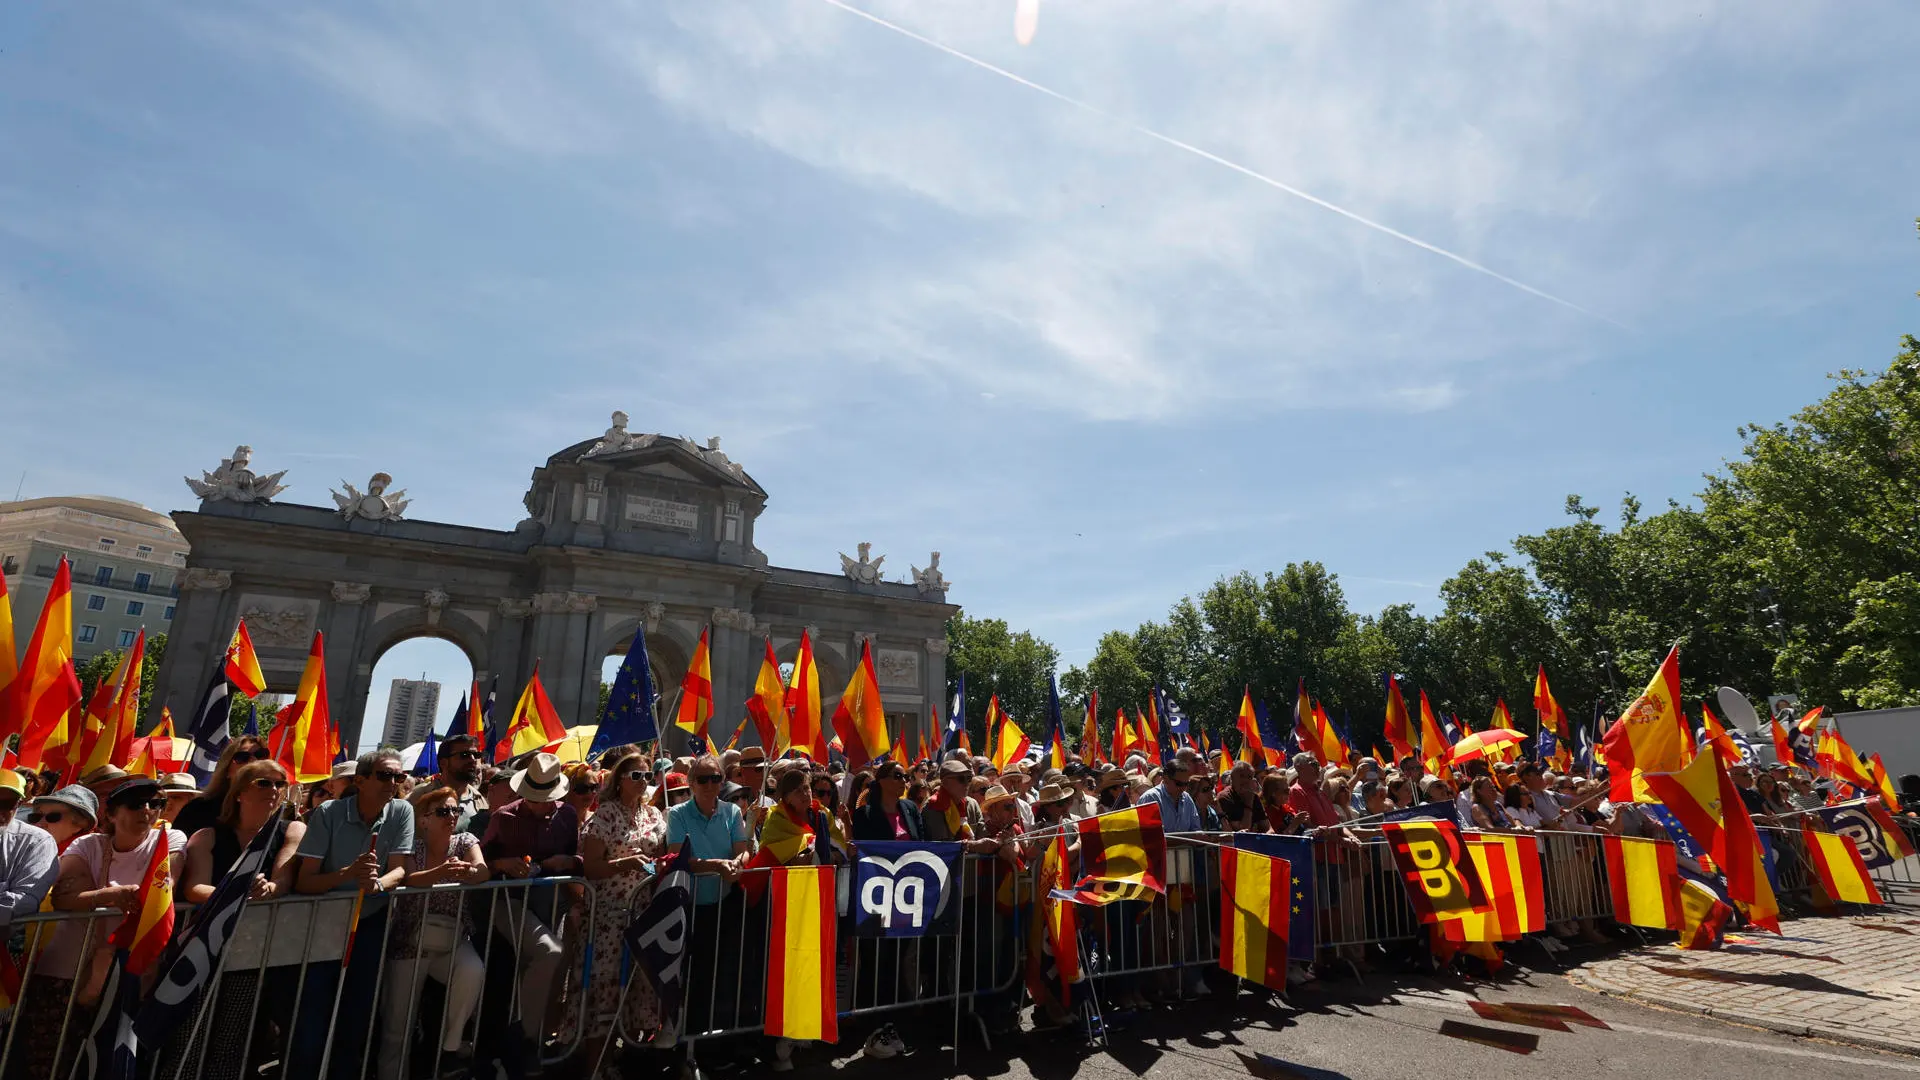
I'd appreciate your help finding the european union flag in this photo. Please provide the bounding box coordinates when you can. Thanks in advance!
[243,703,259,738]
[1231,833,1316,962]
[1644,803,1705,862]
[594,625,658,755]
[414,727,440,776]
[1536,727,1559,764]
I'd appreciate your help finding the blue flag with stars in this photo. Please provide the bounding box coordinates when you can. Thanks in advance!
[594,625,658,755]
[1231,832,1316,961]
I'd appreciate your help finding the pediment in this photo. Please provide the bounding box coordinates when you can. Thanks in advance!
[544,433,764,496]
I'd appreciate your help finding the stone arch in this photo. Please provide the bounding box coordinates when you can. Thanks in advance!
[775,636,848,710]
[340,608,489,752]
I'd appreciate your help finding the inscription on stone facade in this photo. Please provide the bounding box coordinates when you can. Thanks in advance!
[876,648,921,689]
[624,495,700,532]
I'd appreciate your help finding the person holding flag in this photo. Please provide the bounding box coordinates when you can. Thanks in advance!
[28,777,186,1080]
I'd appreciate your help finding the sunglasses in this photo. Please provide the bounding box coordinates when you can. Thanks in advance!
[371,770,407,784]
[572,784,600,795]
[445,750,480,761]
[626,770,648,783]
[230,750,265,765]
[26,810,66,824]
[252,778,290,792]
[429,806,461,819]
[118,798,168,812]
[691,775,723,786]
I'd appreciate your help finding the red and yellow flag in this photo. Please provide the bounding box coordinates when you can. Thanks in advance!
[1868,754,1901,812]
[1235,688,1268,767]
[674,627,714,745]
[115,829,176,975]
[834,639,891,769]
[1699,702,1741,766]
[987,695,1029,773]
[745,638,786,754]
[1602,835,1682,930]
[1816,727,1877,791]
[1069,802,1167,902]
[1382,819,1493,923]
[1219,846,1291,991]
[224,620,267,698]
[463,679,485,742]
[1533,665,1567,740]
[1769,714,1795,767]
[765,864,837,1042]
[1139,700,1162,764]
[1026,833,1080,1008]
[1079,691,1103,764]
[1383,676,1415,762]
[1311,699,1350,765]
[1417,690,1449,773]
[78,630,145,775]
[1802,824,1883,906]
[499,662,568,763]
[1291,680,1323,765]
[10,557,84,770]
[785,631,825,761]
[1602,646,1690,801]
[1442,833,1544,943]
[0,571,16,721]
[272,632,335,782]
[1868,798,1916,861]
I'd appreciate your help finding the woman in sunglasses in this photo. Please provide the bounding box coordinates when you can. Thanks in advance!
[169,760,306,1080]
[171,734,273,839]
[573,749,668,1071]
[374,784,490,1080]
[20,779,188,1078]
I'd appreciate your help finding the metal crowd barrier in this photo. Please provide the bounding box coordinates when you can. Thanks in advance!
[1868,820,1920,896]
[0,877,594,1080]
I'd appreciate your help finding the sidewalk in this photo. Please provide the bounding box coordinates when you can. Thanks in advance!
[1571,908,1920,1056]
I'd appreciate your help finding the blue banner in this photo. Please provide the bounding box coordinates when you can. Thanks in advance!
[1817,801,1897,870]
[1384,800,1462,828]
[1230,833,1316,962]
[853,841,963,937]
[626,841,694,1030]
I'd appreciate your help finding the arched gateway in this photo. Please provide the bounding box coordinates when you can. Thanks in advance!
[152,416,957,755]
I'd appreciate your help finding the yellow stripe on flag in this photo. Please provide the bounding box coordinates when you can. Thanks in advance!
[1807,830,1879,905]
[1225,849,1276,983]
[767,865,837,1042]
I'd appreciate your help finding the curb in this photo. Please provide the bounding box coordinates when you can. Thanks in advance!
[1567,970,1920,1060]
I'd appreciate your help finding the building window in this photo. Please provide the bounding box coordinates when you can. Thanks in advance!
[94,565,113,586]
[163,605,175,620]
[98,537,116,549]
[134,572,151,591]
[86,594,106,611]
[1,555,16,575]
[126,601,144,616]
[117,629,137,648]
[136,544,153,557]
[78,625,98,644]
[171,552,186,564]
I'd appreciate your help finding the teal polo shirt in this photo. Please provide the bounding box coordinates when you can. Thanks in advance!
[297,794,415,916]
[665,798,749,905]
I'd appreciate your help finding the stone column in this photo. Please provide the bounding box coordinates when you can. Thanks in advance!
[530,592,598,729]
[147,567,235,733]
[710,606,757,748]
[488,599,534,746]
[923,636,951,761]
[327,582,373,752]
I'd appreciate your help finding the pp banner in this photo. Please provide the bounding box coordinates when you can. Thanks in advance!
[1381,819,1493,923]
[852,841,962,937]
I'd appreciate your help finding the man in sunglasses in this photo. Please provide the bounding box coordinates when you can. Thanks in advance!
[434,732,488,832]
[666,754,754,1036]
[0,767,59,929]
[291,750,416,1080]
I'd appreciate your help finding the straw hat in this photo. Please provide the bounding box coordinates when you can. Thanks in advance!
[1035,782,1074,806]
[1096,766,1128,792]
[510,752,570,803]
[79,764,129,788]
[159,773,200,794]
[979,785,1018,811]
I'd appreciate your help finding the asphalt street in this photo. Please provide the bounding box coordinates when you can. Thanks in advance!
[793,969,1919,1080]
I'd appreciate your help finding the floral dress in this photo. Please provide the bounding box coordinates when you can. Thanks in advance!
[578,799,667,1040]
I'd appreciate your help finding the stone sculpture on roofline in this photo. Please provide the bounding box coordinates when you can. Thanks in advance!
[185,445,288,504]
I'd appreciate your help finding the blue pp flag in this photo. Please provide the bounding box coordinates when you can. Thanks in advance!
[595,625,659,754]
[1161,688,1190,748]
[1231,832,1316,962]
[1817,801,1898,869]
[943,675,966,755]
[852,841,963,937]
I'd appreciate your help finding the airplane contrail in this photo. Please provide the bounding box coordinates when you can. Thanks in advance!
[820,0,1619,326]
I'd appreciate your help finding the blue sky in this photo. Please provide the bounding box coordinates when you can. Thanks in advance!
[4,2,1916,744]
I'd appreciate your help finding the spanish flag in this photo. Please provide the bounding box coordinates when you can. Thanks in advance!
[1769,714,1795,767]
[1417,690,1449,773]
[1868,755,1901,814]
[225,619,268,697]
[834,639,891,769]
[271,632,335,783]
[9,557,83,770]
[1070,802,1167,901]
[0,571,16,717]
[786,630,825,761]
[1676,875,1733,950]
[1080,690,1103,764]
[74,638,138,776]
[765,864,837,1043]
[1291,680,1322,764]
[987,695,1029,772]
[1236,688,1268,766]
[1602,835,1682,930]
[1026,833,1080,1008]
[1381,819,1493,923]
[674,626,715,745]
[115,828,176,975]
[1219,847,1291,991]
[499,662,568,762]
[1602,646,1691,802]
[1442,834,1544,943]
[1138,701,1162,764]
[1311,699,1350,765]
[1110,707,1129,764]
[1868,798,1916,860]
[746,637,786,754]
[1382,675,1414,762]
[1699,702,1742,766]
[1533,665,1567,740]
[1802,823,1883,906]
[1816,727,1877,791]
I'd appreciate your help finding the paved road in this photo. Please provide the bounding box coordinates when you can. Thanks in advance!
[783,969,1918,1080]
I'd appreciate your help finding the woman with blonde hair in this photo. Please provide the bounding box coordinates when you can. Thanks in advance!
[376,783,490,1080]
[571,749,668,1072]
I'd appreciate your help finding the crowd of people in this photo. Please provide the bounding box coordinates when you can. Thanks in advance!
[0,731,1910,1080]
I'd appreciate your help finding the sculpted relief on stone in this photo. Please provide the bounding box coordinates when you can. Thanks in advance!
[236,599,316,648]
[876,648,921,689]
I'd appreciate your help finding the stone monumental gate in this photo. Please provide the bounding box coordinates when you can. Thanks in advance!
[153,414,957,755]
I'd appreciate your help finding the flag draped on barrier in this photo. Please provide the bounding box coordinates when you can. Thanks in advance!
[626,841,694,1033]
[1057,802,1166,905]
[766,864,838,1043]
[1219,846,1291,991]
[1025,833,1080,1009]
[1231,832,1316,961]
[1603,835,1682,930]
[1801,823,1883,905]
[852,841,961,937]
[136,818,285,1044]
[1442,834,1543,943]
[1381,819,1492,923]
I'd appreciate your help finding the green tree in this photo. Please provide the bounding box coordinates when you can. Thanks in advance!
[945,611,1060,748]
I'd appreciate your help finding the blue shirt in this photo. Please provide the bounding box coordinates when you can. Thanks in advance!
[1138,784,1201,835]
[665,798,749,905]
[297,795,415,915]
[0,818,58,927]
